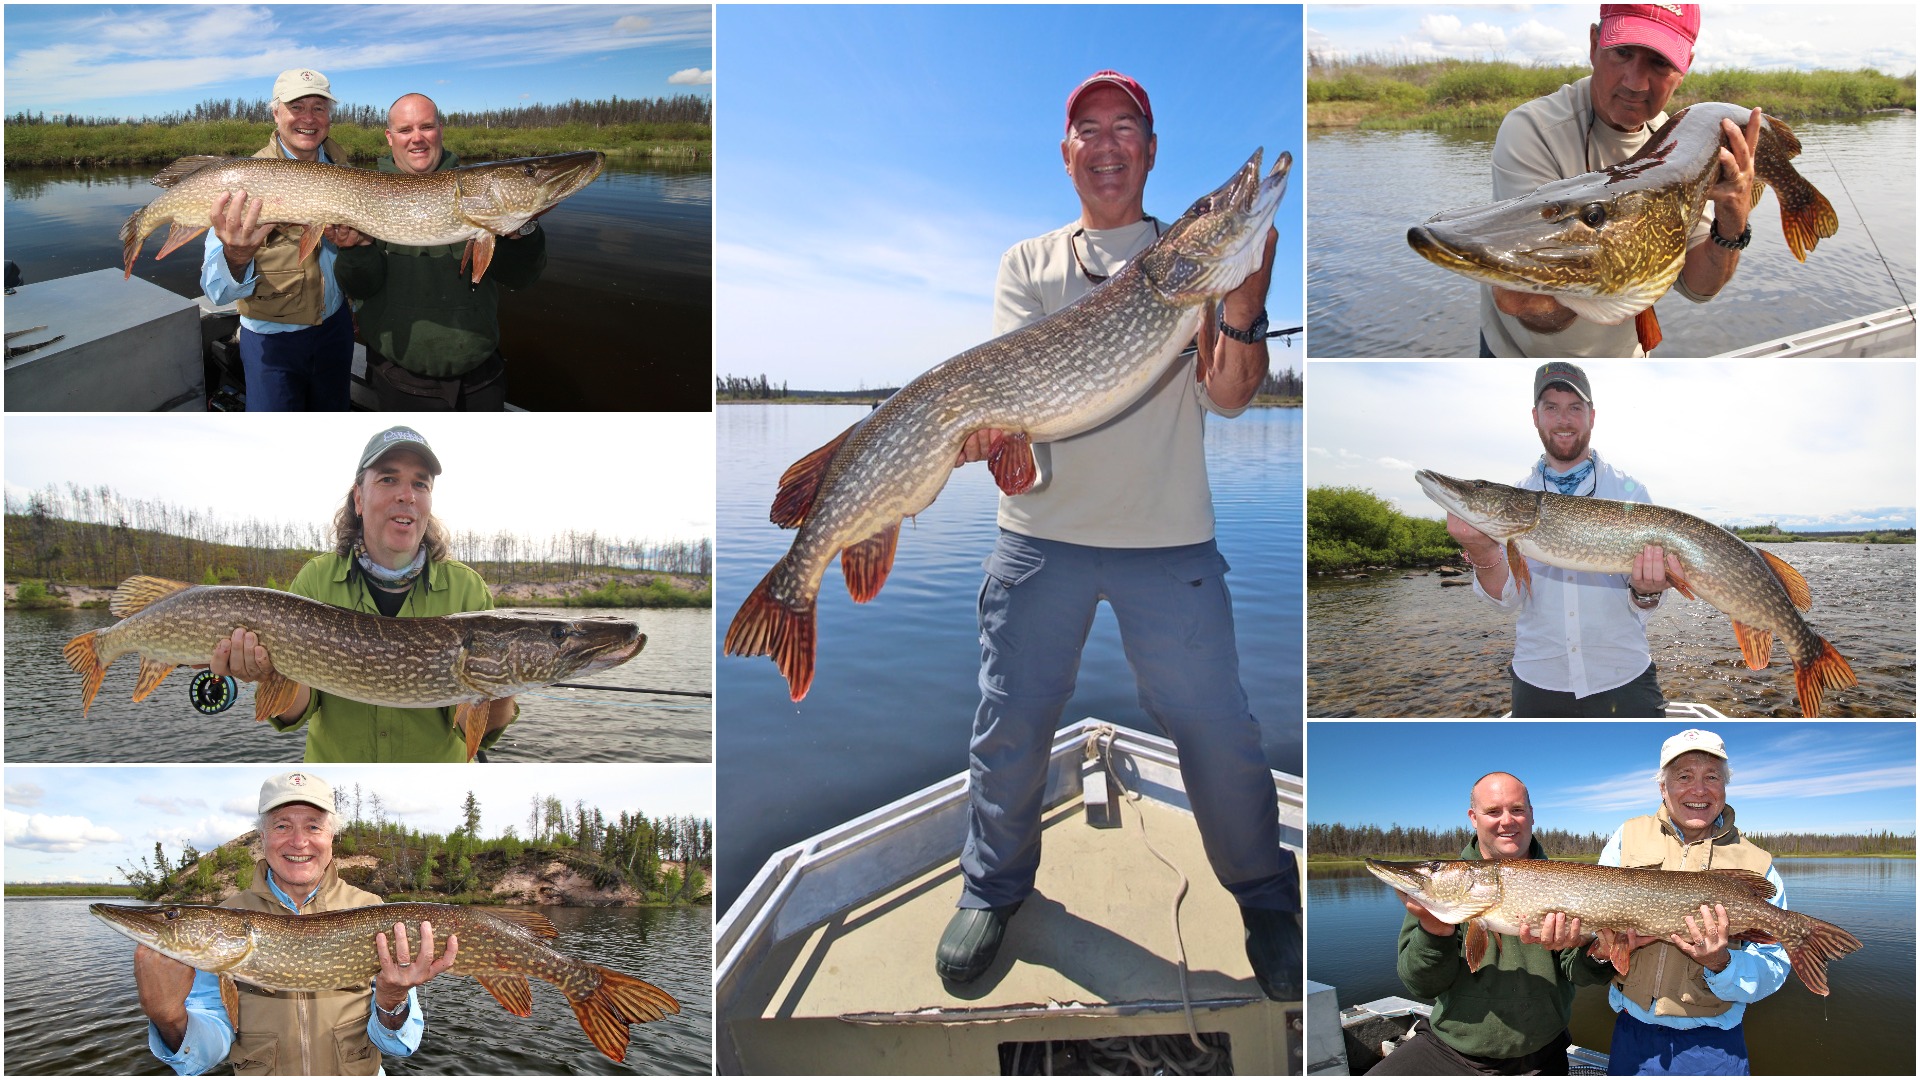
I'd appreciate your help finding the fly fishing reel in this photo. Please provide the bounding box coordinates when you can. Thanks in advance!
[188,670,238,715]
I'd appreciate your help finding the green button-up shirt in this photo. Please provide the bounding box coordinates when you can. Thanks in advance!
[278,553,506,762]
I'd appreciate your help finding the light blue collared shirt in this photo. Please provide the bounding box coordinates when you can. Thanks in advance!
[199,141,345,335]
[146,869,422,1075]
[1598,824,1792,1030]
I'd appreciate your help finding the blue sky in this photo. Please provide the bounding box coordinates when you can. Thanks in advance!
[5,764,714,884]
[1308,5,1916,74]
[3,5,712,119]
[715,5,1306,390]
[1309,721,1916,838]
[1307,361,1917,531]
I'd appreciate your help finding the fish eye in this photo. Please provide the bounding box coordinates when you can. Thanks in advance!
[551,624,569,642]
[1580,203,1607,228]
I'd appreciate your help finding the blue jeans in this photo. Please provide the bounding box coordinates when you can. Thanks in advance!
[240,302,354,411]
[958,530,1298,912]
[1607,1011,1749,1075]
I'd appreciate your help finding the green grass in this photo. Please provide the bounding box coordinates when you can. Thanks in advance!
[555,577,713,609]
[3,119,710,167]
[6,883,143,896]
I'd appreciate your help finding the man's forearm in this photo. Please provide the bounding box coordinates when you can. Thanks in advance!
[1680,236,1738,298]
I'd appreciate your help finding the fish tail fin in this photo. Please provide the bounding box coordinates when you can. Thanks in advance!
[1788,916,1863,996]
[63,630,109,717]
[110,575,193,618]
[568,965,680,1063]
[1793,637,1857,717]
[840,521,901,603]
[1754,116,1839,261]
[723,565,817,701]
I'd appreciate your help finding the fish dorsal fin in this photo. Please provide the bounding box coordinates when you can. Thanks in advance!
[111,575,194,618]
[771,422,859,529]
[151,156,229,189]
[482,907,560,939]
[840,520,901,604]
[1705,867,1776,902]
[1758,548,1812,610]
[1730,619,1774,671]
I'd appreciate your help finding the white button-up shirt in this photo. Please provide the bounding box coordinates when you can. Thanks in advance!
[1474,449,1658,697]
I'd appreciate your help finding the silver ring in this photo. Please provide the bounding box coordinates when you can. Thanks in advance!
[397,962,412,968]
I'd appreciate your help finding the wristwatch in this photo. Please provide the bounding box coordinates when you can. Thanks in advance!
[1219,309,1268,344]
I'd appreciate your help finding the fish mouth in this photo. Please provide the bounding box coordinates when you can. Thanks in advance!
[1408,215,1598,294]
[91,903,165,943]
[1150,148,1291,300]
[1364,858,1437,894]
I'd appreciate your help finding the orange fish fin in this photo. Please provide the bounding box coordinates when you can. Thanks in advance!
[1755,116,1838,262]
[1664,565,1698,602]
[567,965,681,1063]
[840,521,901,604]
[1730,619,1774,671]
[478,907,559,939]
[295,224,328,265]
[475,973,535,1017]
[1505,541,1531,599]
[131,659,176,703]
[154,222,210,262]
[465,232,496,283]
[1793,637,1857,718]
[722,566,817,701]
[771,423,858,528]
[1749,176,1769,214]
[1194,300,1217,382]
[450,701,486,761]
[1635,307,1662,353]
[1464,920,1490,971]
[219,974,241,1029]
[987,431,1036,495]
[63,630,108,717]
[111,575,193,618]
[253,671,299,723]
[1786,916,1863,997]
[1758,548,1812,610]
[1609,935,1635,974]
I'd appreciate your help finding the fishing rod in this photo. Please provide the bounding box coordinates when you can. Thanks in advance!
[549,682,711,698]
[1821,145,1912,313]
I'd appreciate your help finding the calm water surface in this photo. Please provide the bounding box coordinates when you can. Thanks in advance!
[714,403,1303,913]
[1308,544,1915,717]
[1308,114,1917,357]
[4,606,712,763]
[3,897,712,1075]
[1,160,711,410]
[1307,858,1915,1075]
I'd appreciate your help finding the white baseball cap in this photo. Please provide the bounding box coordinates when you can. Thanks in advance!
[1659,729,1728,770]
[272,68,338,105]
[258,771,336,815]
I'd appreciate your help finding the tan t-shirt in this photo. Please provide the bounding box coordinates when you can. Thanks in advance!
[991,218,1240,547]
[1479,76,1715,358]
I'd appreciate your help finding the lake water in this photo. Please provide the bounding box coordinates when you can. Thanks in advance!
[2,896,712,1075]
[1306,857,1915,1075]
[714,403,1303,913]
[1307,113,1917,357]
[1,159,712,411]
[3,606,713,763]
[1307,544,1915,717]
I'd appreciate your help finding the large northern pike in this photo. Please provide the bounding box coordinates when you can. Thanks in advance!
[1407,102,1838,329]
[120,151,603,283]
[1416,470,1855,717]
[724,149,1291,700]
[1366,858,1862,996]
[63,575,643,758]
[92,901,678,1062]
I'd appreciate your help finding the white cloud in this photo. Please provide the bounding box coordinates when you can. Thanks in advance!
[6,810,123,852]
[1417,13,1508,54]
[615,15,653,34]
[137,794,207,816]
[6,783,45,808]
[668,67,714,86]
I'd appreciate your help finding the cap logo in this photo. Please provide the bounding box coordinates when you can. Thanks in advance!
[1654,5,1684,15]
[301,71,316,80]
[385,429,423,444]
[289,773,306,786]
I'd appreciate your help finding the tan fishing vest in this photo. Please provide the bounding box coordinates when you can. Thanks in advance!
[233,135,347,326]
[224,860,386,1076]
[1614,805,1773,1018]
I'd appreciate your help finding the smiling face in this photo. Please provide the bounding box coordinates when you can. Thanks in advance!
[262,802,333,889]
[1589,27,1685,133]
[272,95,333,160]
[1061,83,1156,231]
[386,93,445,176]
[1469,773,1534,860]
[352,449,434,570]
[1532,386,1595,472]
[1661,750,1729,843]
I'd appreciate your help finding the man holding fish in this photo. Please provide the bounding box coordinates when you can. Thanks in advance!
[1478,5,1758,357]
[936,70,1302,1000]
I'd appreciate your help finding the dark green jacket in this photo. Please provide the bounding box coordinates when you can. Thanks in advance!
[333,150,546,377]
[1395,838,1614,1060]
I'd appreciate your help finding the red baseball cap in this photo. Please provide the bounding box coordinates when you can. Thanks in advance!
[1064,70,1153,132]
[1597,4,1700,75]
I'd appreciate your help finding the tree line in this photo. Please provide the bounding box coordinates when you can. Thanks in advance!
[1309,822,1916,859]
[1261,365,1302,399]
[1307,485,1457,573]
[8,94,710,130]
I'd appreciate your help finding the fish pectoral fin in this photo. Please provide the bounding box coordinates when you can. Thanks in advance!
[986,431,1037,495]
[840,521,901,604]
[1730,619,1774,671]
[451,701,487,761]
[1505,541,1532,599]
[131,659,177,703]
[772,422,861,528]
[295,224,328,265]
[1663,564,1698,602]
[254,671,299,723]
[476,973,535,1018]
[1634,307,1662,353]
[219,974,241,1029]
[111,576,194,618]
[1758,549,1812,610]
[463,233,496,283]
[1463,920,1492,971]
[154,222,210,262]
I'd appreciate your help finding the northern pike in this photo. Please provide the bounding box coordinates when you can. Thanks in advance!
[1366,858,1863,996]
[63,575,643,759]
[120,151,604,283]
[724,148,1291,700]
[1407,102,1838,332]
[1416,470,1855,717]
[91,901,678,1062]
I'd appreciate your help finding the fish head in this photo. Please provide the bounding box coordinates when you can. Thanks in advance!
[1407,171,1689,326]
[452,612,645,695]
[1138,148,1291,305]
[1415,470,1542,542]
[1364,859,1500,924]
[455,151,606,235]
[90,903,255,971]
